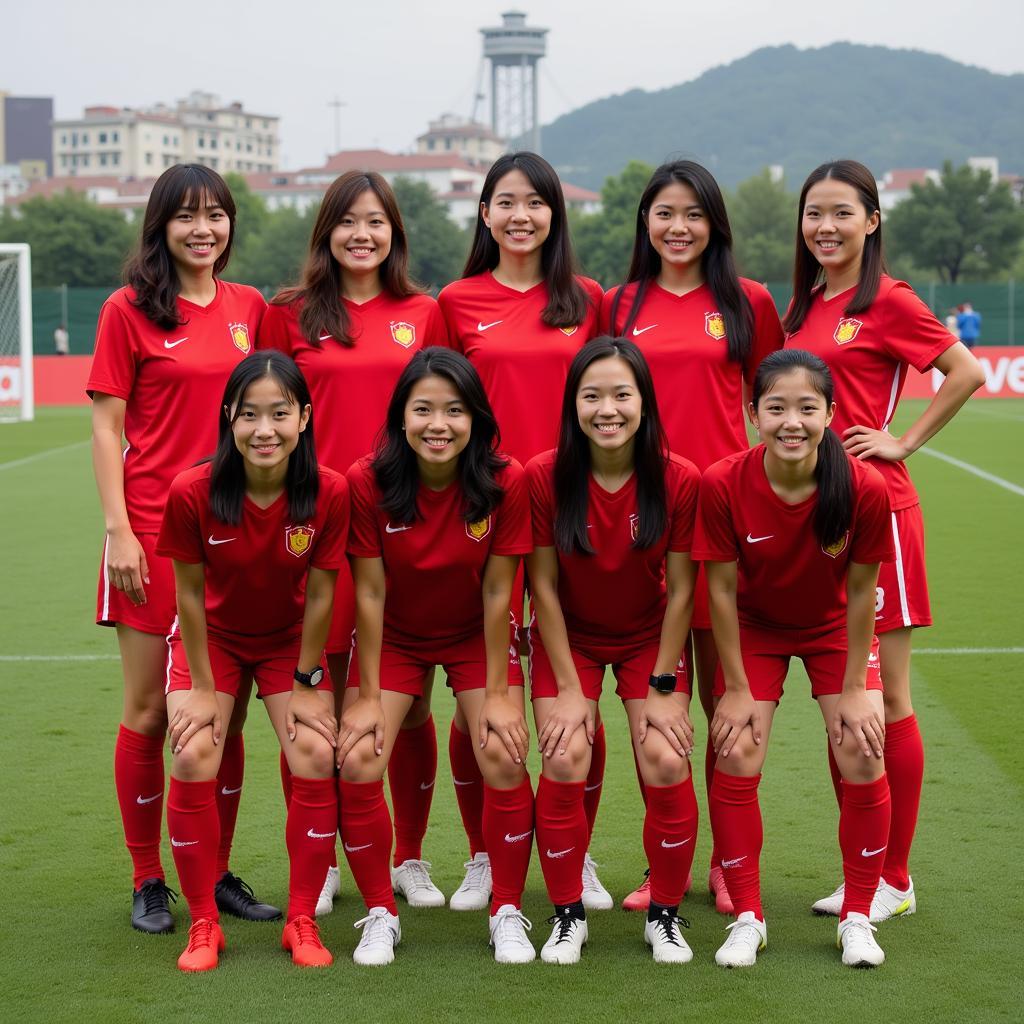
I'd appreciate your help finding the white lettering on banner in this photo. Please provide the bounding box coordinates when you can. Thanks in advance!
[930,356,1024,395]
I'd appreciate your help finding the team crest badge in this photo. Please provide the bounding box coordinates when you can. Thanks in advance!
[559,325,579,337]
[229,323,252,354]
[285,525,315,558]
[466,516,492,542]
[629,513,639,541]
[834,318,863,345]
[821,532,849,559]
[704,312,726,340]
[390,321,416,348]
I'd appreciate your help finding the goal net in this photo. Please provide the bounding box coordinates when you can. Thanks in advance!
[0,243,34,422]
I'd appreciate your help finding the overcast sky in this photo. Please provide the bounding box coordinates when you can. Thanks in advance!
[5,0,1022,171]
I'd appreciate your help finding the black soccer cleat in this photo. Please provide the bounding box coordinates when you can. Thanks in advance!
[214,871,282,921]
[131,878,177,934]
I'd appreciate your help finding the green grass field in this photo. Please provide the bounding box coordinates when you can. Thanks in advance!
[2,401,1022,1023]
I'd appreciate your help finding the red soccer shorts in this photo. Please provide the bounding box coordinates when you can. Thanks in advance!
[95,532,177,635]
[529,632,689,701]
[347,630,524,695]
[875,504,932,633]
[165,623,331,698]
[712,627,882,701]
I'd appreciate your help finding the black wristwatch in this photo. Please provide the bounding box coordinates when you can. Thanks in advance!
[649,672,677,694]
[294,666,325,688]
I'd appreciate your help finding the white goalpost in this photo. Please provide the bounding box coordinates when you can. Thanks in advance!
[0,242,34,422]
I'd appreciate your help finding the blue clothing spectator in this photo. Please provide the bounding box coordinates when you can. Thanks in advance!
[956,304,981,348]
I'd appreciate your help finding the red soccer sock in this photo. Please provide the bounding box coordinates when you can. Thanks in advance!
[338,779,397,914]
[644,777,699,907]
[709,770,763,919]
[279,748,293,806]
[167,777,220,922]
[839,774,892,919]
[215,733,244,876]
[583,723,606,840]
[449,721,485,856]
[483,779,534,913]
[286,776,339,921]
[535,777,587,905]
[827,739,844,809]
[114,724,166,888]
[704,735,719,868]
[388,715,438,866]
[881,714,923,891]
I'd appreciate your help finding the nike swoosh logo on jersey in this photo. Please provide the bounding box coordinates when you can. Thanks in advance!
[584,782,602,792]
[220,785,242,796]
[661,838,691,848]
[307,828,336,839]
[208,535,237,545]
[171,837,198,847]
[136,793,161,805]
[319,333,333,342]
[861,845,887,858]
[546,847,574,859]
[420,780,435,790]
[477,320,503,331]
[632,324,658,336]
[721,855,747,868]
[385,522,412,534]
[163,337,189,349]
[746,533,774,544]
[344,842,372,852]
[453,779,475,786]
[504,831,531,844]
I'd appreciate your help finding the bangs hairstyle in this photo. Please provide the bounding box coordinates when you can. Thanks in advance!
[752,348,852,548]
[372,348,507,525]
[272,170,420,347]
[209,351,319,526]
[783,159,886,335]
[609,160,753,364]
[463,151,591,329]
[125,164,236,330]
[554,337,669,554]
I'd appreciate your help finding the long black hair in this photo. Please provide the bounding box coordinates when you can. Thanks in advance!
[608,160,753,364]
[125,164,236,330]
[372,348,507,524]
[462,151,591,329]
[783,159,886,335]
[209,351,318,526]
[554,337,669,554]
[752,349,852,549]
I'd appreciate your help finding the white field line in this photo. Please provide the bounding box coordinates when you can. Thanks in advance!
[912,647,1024,655]
[919,446,1024,497]
[964,403,1024,424]
[0,439,89,471]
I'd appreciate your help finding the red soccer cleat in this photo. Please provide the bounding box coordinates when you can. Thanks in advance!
[709,866,735,915]
[282,914,334,968]
[622,869,693,912]
[177,918,225,972]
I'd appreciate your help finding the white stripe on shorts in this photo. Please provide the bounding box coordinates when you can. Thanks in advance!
[101,534,112,622]
[889,512,912,628]
[164,616,179,695]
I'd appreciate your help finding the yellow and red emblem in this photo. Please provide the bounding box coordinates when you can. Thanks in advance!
[390,321,416,348]
[559,325,579,337]
[821,532,849,559]
[705,312,726,340]
[229,322,252,354]
[285,525,315,558]
[834,318,863,345]
[629,513,639,541]
[466,516,492,542]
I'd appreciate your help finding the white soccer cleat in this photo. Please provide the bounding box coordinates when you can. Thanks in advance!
[644,909,693,964]
[838,912,885,967]
[489,904,536,964]
[540,911,588,965]
[449,852,492,911]
[870,878,916,922]
[811,880,845,917]
[580,852,613,911]
[715,911,767,968]
[315,865,340,918]
[391,859,446,908]
[352,907,401,967]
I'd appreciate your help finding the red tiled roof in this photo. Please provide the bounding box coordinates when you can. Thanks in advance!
[315,149,483,175]
[881,168,933,192]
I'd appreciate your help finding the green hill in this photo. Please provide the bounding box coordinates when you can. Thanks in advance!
[541,43,1024,189]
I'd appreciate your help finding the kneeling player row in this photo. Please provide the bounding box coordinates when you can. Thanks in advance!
[154,341,894,971]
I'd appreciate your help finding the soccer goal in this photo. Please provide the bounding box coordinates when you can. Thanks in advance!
[0,243,34,422]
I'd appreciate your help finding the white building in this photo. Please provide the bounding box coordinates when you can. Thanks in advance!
[416,115,505,167]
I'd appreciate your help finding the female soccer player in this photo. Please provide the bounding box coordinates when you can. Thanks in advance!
[338,348,534,966]
[602,160,784,913]
[527,339,700,965]
[157,351,348,971]
[438,152,607,911]
[89,164,276,933]
[258,170,449,914]
[698,348,894,968]
[783,161,984,921]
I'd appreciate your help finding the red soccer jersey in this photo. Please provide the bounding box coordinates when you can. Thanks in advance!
[437,272,604,466]
[783,276,956,509]
[87,282,266,533]
[156,463,350,639]
[346,455,532,645]
[256,292,447,474]
[601,279,783,472]
[527,449,700,647]
[692,445,893,638]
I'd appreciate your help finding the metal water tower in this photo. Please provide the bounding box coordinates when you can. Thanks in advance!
[481,11,548,154]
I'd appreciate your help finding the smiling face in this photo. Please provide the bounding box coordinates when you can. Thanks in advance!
[646,180,711,272]
[164,191,231,279]
[801,178,880,286]
[481,169,552,258]
[750,367,835,469]
[575,355,643,460]
[403,374,472,482]
[229,375,310,478]
[329,188,393,283]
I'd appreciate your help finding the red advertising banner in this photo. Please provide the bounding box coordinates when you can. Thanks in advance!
[902,346,1024,399]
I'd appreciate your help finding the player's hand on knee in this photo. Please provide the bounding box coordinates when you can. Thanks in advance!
[831,691,885,758]
[538,689,593,758]
[106,526,150,606]
[639,692,693,757]
[169,690,221,754]
[287,689,337,746]
[336,696,385,768]
[479,693,529,765]
[711,688,761,758]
